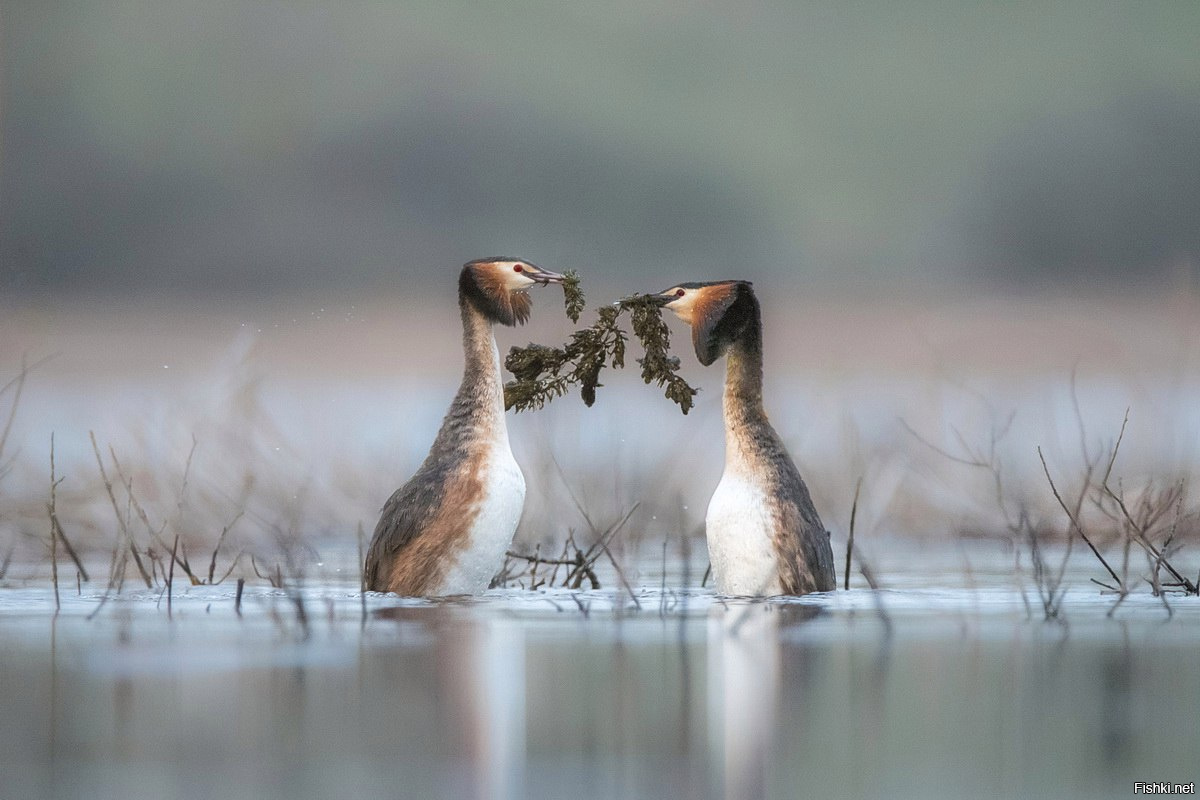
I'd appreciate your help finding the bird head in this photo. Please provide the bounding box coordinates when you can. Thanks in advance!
[460,257,564,326]
[647,280,757,365]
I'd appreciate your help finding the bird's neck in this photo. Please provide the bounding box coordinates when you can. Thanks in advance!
[722,307,767,462]
[435,298,509,452]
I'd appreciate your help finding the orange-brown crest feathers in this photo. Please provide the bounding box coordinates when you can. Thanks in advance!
[460,260,532,326]
[691,281,756,365]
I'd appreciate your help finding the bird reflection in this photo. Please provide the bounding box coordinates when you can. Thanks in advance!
[708,602,820,800]
[374,604,526,800]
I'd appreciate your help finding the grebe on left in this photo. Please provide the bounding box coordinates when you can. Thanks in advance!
[364,258,563,596]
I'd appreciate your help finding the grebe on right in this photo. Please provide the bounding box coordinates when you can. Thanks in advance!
[649,280,835,596]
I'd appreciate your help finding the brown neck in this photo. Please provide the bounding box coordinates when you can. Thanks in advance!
[722,304,766,438]
[424,296,507,458]
[458,297,506,421]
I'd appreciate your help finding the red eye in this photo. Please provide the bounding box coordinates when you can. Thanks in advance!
[513,264,523,273]
[675,289,685,297]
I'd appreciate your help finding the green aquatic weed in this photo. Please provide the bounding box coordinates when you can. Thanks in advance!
[504,280,697,414]
[621,294,696,415]
[562,270,585,324]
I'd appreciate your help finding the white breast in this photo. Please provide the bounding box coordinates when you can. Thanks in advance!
[705,470,781,596]
[436,442,526,595]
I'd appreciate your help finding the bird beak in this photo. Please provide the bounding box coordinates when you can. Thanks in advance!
[525,264,565,286]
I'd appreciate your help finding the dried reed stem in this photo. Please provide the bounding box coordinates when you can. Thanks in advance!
[49,434,60,612]
[89,432,152,589]
[845,476,862,591]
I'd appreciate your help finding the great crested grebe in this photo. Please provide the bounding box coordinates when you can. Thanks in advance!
[649,280,835,596]
[364,258,564,596]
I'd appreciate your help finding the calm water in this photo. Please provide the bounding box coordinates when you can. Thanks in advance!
[0,540,1197,800]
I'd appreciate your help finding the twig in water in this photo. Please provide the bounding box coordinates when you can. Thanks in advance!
[90,432,153,589]
[49,434,60,612]
[250,555,284,588]
[490,552,516,590]
[207,510,244,584]
[547,452,639,600]
[1038,446,1121,591]
[108,447,200,585]
[582,505,641,607]
[166,533,179,620]
[1023,510,1069,622]
[845,476,862,591]
[45,435,88,585]
[503,535,600,590]
[49,515,87,584]
[1097,412,1197,595]
[212,550,244,586]
[528,543,544,589]
[554,538,575,586]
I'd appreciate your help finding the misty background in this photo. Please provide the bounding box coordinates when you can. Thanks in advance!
[1,1,1199,557]
[3,1,1199,299]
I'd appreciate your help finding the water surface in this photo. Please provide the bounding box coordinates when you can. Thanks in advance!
[1,541,1197,800]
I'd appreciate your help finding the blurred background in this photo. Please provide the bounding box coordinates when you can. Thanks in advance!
[2,1,1199,561]
[4,1,1199,297]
